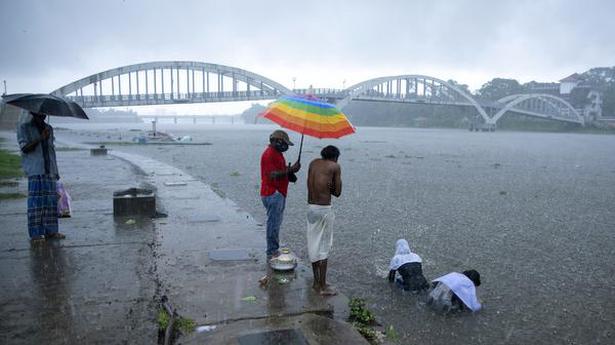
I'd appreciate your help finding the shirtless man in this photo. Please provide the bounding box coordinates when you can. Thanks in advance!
[307,145,342,296]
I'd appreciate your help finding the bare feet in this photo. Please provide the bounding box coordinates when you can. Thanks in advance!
[47,232,66,240]
[319,285,338,296]
[30,235,45,245]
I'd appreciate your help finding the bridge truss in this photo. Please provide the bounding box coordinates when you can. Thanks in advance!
[336,75,490,123]
[48,63,584,127]
[489,94,584,125]
[51,61,292,107]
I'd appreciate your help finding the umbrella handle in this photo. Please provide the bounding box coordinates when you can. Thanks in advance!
[297,134,304,164]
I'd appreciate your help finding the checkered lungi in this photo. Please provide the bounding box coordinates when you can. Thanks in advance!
[27,175,58,238]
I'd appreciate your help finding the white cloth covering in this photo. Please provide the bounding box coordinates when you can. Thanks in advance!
[432,272,482,312]
[389,239,422,270]
[306,204,335,263]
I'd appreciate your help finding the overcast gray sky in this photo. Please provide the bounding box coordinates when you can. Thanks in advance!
[1,0,614,113]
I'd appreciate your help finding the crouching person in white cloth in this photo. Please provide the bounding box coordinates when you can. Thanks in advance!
[427,269,482,313]
[307,145,342,296]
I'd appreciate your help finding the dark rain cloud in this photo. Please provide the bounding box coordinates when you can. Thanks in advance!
[1,0,614,93]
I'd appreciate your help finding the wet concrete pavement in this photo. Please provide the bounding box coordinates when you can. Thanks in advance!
[0,131,367,344]
[0,138,157,344]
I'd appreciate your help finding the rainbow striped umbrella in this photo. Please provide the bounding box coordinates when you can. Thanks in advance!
[260,94,355,161]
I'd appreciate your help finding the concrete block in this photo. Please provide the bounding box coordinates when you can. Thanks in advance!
[113,188,156,217]
[91,145,108,156]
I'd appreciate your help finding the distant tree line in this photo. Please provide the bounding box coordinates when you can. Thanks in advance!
[472,67,615,117]
[243,66,615,130]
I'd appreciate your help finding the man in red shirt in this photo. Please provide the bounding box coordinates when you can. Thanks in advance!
[261,130,300,259]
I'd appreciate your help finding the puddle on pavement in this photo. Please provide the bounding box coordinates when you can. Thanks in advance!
[188,214,221,223]
[208,249,252,261]
[238,329,308,345]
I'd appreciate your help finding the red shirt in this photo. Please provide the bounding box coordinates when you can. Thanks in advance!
[260,145,289,197]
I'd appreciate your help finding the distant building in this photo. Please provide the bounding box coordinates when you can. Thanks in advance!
[559,73,583,95]
[522,72,604,123]
[525,81,560,95]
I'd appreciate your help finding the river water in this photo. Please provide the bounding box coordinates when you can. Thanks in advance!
[60,124,615,344]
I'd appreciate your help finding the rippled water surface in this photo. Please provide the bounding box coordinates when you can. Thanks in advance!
[63,124,615,344]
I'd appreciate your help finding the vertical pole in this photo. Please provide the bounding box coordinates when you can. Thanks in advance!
[232,72,236,96]
[136,71,140,100]
[111,76,115,98]
[155,69,159,99]
[145,70,149,100]
[206,72,210,95]
[217,72,221,97]
[176,68,180,99]
[191,68,195,98]
[118,75,122,98]
[202,68,205,99]
[128,72,132,100]
[405,78,409,98]
[160,68,164,99]
[186,68,190,99]
[170,67,174,99]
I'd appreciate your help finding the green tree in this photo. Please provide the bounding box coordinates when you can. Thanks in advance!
[446,79,472,95]
[602,83,615,117]
[477,78,524,101]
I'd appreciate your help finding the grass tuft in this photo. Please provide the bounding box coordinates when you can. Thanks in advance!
[0,149,23,179]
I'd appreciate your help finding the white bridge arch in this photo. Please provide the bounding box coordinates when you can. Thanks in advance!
[336,75,490,123]
[51,61,292,107]
[490,93,584,125]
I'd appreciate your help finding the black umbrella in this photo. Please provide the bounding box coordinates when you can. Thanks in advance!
[2,93,89,119]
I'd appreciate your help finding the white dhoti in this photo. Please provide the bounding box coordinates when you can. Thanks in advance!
[307,204,335,263]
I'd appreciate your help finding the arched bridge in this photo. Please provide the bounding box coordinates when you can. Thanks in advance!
[52,61,292,107]
[51,61,584,127]
[486,94,583,125]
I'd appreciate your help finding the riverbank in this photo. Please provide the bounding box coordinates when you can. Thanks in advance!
[0,131,369,344]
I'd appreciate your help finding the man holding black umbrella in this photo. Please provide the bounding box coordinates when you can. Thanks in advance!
[17,112,65,243]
